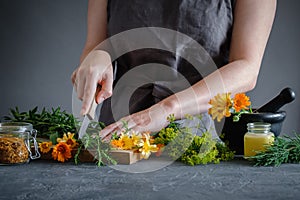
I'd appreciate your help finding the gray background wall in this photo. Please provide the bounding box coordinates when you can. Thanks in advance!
[0,0,299,136]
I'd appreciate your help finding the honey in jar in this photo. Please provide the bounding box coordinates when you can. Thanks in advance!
[244,122,274,157]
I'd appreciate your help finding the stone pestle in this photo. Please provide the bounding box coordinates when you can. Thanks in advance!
[255,87,296,113]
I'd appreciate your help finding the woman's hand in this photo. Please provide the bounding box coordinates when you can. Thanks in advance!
[71,50,113,115]
[99,103,172,141]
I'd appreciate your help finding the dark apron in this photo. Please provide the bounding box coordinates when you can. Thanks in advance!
[99,0,235,126]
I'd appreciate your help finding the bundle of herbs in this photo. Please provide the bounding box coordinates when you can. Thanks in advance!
[249,133,300,167]
[4,107,78,143]
[154,115,235,166]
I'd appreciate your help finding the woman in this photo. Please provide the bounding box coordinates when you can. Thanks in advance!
[72,0,277,140]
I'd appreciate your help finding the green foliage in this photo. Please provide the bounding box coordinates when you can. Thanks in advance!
[154,127,180,145]
[154,114,181,145]
[216,142,235,161]
[249,133,300,167]
[179,132,220,166]
[49,132,59,144]
[164,128,195,160]
[4,107,78,140]
[232,107,253,122]
[74,121,116,167]
[154,115,235,166]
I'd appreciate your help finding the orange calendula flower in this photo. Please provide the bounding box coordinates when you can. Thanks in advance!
[111,139,124,149]
[233,93,251,112]
[52,142,72,162]
[208,93,232,122]
[38,141,52,154]
[57,132,78,149]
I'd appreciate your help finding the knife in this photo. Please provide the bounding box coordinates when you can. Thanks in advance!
[78,86,101,139]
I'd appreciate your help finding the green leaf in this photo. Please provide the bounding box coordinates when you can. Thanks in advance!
[49,132,59,144]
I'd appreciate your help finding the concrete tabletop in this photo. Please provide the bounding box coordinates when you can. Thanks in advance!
[0,159,299,200]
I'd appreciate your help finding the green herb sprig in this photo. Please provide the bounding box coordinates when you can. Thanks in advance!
[74,121,116,167]
[4,107,78,142]
[249,133,300,167]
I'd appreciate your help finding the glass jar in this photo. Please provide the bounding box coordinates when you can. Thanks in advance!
[244,122,274,157]
[0,122,40,165]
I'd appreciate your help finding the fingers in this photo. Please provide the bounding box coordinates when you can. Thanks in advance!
[96,65,113,104]
[71,68,77,85]
[99,115,141,141]
[76,71,86,102]
[80,73,98,115]
[80,65,113,114]
[72,50,114,115]
[100,121,124,141]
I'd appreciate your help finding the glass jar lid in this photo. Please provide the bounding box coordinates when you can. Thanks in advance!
[0,122,33,132]
[247,122,271,134]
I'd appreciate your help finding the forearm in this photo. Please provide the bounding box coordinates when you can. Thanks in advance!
[80,0,108,63]
[158,59,257,119]
[158,0,277,119]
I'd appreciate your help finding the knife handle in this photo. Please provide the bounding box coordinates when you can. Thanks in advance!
[87,100,98,120]
[86,85,101,120]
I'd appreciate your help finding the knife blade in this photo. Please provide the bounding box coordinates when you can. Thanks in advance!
[78,86,102,139]
[78,100,98,139]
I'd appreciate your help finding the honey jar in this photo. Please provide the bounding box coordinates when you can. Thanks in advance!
[244,122,274,157]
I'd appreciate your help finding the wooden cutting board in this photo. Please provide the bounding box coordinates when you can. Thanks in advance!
[35,147,141,165]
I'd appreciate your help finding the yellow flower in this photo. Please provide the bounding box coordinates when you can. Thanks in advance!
[38,141,52,154]
[131,132,142,146]
[208,93,232,122]
[139,133,158,159]
[233,93,251,112]
[120,134,134,150]
[111,131,147,150]
[52,142,72,162]
[57,132,78,149]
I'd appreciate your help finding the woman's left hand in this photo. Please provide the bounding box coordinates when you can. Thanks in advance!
[99,103,171,141]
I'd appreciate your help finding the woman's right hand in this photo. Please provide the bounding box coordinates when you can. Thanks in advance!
[71,50,113,115]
